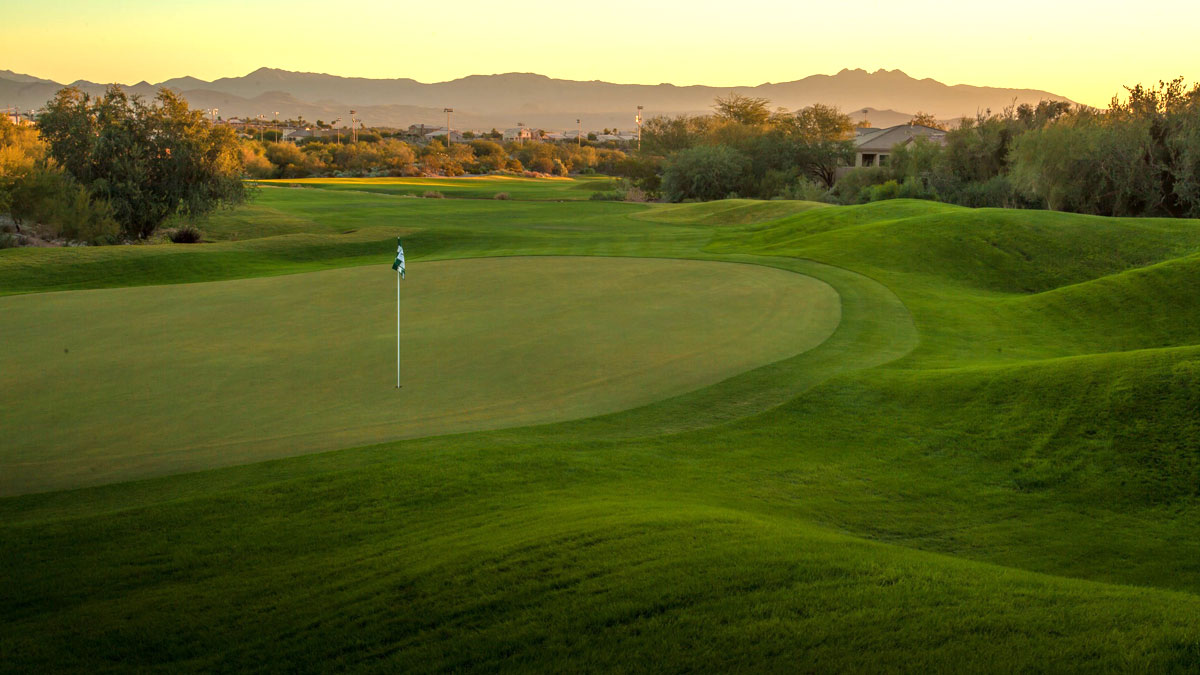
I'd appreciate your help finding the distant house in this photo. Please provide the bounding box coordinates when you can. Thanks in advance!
[595,133,636,144]
[503,127,534,142]
[853,124,946,167]
[4,109,33,127]
[423,128,465,143]
[281,128,314,142]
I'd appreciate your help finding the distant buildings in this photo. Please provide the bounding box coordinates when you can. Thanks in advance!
[503,127,534,142]
[3,109,34,126]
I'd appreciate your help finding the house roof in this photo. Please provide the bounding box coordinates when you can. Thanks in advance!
[854,124,946,152]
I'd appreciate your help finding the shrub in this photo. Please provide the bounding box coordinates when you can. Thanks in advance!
[169,225,203,243]
[623,187,649,202]
[778,178,828,201]
[494,192,510,200]
[422,190,445,199]
[830,167,891,204]
[8,168,120,244]
[661,145,750,202]
[866,180,902,202]
[589,191,622,201]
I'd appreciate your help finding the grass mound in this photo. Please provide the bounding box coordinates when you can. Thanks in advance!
[636,198,828,226]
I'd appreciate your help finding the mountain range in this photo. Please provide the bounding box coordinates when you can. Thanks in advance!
[0,67,1075,131]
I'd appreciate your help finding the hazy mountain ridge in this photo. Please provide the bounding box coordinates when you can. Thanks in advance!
[1,67,1075,130]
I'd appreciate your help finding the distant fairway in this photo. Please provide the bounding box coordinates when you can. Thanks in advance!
[253,175,617,201]
[0,256,839,495]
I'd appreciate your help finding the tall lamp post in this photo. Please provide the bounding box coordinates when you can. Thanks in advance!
[636,105,643,152]
[332,117,342,145]
[273,111,279,142]
[443,108,454,145]
[210,108,219,124]
[350,110,357,143]
[577,118,581,148]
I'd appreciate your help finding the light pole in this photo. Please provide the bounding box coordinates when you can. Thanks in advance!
[332,117,342,145]
[636,105,643,152]
[443,108,453,145]
[577,118,581,148]
[350,110,357,143]
[257,114,265,142]
[210,108,219,124]
[273,111,279,142]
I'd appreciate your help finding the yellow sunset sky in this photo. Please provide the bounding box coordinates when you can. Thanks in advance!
[4,0,1197,107]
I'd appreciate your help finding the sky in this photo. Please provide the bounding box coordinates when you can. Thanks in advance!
[3,0,1198,107]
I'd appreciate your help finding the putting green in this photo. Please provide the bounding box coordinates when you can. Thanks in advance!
[0,256,839,495]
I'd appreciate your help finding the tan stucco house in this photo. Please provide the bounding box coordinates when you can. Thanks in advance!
[853,124,947,167]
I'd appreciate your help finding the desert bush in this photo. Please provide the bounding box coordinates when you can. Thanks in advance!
[829,166,890,203]
[778,178,828,201]
[169,225,203,243]
[423,190,445,199]
[494,192,510,200]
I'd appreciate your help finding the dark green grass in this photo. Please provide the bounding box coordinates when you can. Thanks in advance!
[4,190,1200,671]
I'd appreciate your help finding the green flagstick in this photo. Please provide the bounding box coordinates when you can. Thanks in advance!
[392,238,405,388]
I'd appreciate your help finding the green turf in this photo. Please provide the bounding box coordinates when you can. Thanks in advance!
[0,256,839,495]
[4,191,1200,672]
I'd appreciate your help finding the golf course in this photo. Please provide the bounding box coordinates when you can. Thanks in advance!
[3,175,1200,671]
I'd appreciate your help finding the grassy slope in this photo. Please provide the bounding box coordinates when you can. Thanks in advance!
[4,190,1200,671]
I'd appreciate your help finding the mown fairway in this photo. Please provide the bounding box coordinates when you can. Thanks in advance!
[253,175,617,201]
[3,178,1200,672]
[0,256,838,495]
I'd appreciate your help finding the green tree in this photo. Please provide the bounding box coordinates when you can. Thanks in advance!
[791,104,855,187]
[909,111,946,130]
[713,93,772,126]
[661,145,749,202]
[38,86,246,238]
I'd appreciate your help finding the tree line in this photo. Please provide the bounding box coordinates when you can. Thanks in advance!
[639,80,1200,218]
[5,79,1199,247]
[241,136,631,179]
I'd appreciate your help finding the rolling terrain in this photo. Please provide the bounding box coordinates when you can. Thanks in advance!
[2,180,1199,671]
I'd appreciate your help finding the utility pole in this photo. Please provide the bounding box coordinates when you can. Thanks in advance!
[636,105,643,152]
[443,108,454,145]
[210,108,219,124]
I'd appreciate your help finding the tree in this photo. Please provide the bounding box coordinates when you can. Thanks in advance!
[791,104,855,187]
[909,111,946,130]
[661,145,749,202]
[713,93,772,126]
[38,86,246,238]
